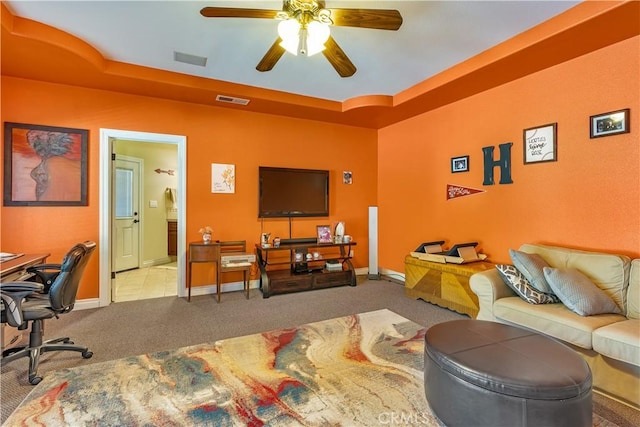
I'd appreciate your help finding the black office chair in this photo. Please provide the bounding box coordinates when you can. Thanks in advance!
[1,241,96,385]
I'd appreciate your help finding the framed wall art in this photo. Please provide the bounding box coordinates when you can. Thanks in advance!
[316,225,332,244]
[211,163,235,193]
[451,156,469,173]
[3,122,88,206]
[590,109,630,138]
[523,123,557,164]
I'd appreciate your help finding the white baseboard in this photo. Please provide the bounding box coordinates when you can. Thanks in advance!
[357,267,404,282]
[355,267,369,276]
[188,279,258,297]
[74,298,101,310]
[380,267,405,282]
[76,269,405,310]
[75,280,259,308]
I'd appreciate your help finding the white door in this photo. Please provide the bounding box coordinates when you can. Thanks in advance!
[114,157,141,273]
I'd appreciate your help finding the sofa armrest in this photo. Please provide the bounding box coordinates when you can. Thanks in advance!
[470,269,516,321]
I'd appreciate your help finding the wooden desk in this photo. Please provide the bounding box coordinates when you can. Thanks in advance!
[1,253,50,282]
[404,255,494,318]
[187,242,219,301]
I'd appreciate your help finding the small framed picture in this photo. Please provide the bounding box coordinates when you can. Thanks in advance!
[590,109,630,138]
[451,156,469,173]
[343,171,353,184]
[316,225,332,244]
[523,123,557,164]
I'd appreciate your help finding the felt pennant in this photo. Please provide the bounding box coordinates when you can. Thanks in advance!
[447,184,486,200]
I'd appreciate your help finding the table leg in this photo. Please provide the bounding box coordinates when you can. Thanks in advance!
[187,261,192,302]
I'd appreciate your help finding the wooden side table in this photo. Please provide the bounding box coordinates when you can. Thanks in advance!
[404,255,494,317]
[187,242,220,301]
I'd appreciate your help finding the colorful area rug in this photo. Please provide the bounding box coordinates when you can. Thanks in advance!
[5,310,620,426]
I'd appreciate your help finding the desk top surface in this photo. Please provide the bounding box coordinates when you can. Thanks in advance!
[1,253,50,276]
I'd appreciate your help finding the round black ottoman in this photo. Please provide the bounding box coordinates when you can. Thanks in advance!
[424,320,592,427]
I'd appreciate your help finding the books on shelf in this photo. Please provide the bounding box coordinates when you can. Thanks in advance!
[325,260,343,271]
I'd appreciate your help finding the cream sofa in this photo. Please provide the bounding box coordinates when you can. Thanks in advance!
[470,244,639,408]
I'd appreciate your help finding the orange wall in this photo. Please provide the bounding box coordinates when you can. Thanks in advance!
[3,36,638,296]
[1,78,377,298]
[378,36,640,272]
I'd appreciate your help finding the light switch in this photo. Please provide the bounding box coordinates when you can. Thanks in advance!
[149,200,158,208]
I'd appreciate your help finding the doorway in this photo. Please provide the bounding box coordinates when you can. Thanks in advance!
[113,155,142,273]
[99,129,187,307]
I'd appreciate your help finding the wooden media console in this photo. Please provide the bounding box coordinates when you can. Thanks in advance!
[255,241,356,298]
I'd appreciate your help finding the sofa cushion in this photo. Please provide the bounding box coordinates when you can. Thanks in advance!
[496,265,559,304]
[494,297,625,349]
[509,249,554,294]
[520,244,630,314]
[593,319,640,367]
[628,260,640,320]
[544,267,621,316]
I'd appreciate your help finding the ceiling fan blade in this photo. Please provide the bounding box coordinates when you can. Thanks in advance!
[327,9,403,30]
[322,36,356,78]
[200,7,280,19]
[256,38,286,72]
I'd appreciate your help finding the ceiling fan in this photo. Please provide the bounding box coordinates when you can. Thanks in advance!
[200,0,403,77]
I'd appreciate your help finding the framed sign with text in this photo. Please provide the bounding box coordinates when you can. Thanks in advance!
[523,123,557,164]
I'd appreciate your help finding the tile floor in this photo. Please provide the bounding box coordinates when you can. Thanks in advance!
[114,262,177,302]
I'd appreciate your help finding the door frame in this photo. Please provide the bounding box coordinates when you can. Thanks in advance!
[99,128,187,307]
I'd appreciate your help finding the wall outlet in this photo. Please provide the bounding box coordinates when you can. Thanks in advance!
[349,250,354,257]
[149,200,158,208]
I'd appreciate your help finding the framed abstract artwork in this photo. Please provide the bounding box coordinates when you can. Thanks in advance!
[3,122,88,206]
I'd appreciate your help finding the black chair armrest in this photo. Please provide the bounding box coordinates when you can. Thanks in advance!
[0,282,45,327]
[26,263,62,291]
[26,263,62,272]
[0,282,44,292]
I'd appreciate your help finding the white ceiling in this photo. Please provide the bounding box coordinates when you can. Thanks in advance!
[5,1,579,102]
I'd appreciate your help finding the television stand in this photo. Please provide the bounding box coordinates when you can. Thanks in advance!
[255,241,357,298]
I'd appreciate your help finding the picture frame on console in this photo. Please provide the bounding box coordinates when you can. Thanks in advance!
[316,225,332,244]
[590,109,630,138]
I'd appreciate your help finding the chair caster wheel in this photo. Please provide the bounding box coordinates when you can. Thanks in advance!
[29,376,42,385]
[82,351,93,359]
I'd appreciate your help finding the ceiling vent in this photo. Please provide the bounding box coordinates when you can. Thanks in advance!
[216,95,250,106]
[173,51,207,67]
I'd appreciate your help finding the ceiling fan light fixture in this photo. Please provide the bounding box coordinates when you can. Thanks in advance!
[278,19,301,55]
[305,21,330,56]
[278,18,330,57]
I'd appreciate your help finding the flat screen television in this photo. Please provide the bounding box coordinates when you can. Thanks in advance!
[259,166,329,218]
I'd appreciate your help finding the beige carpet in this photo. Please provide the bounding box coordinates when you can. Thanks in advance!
[2,279,638,425]
[3,309,627,426]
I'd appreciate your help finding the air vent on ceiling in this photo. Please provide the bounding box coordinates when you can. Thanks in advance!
[173,51,207,67]
[216,95,250,106]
